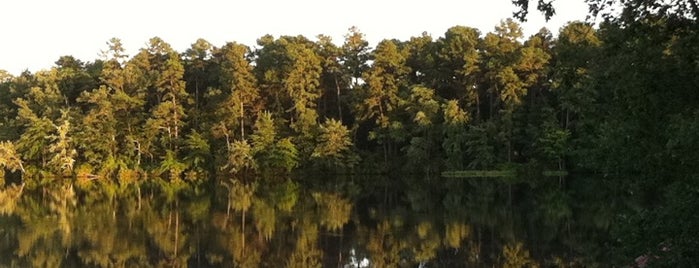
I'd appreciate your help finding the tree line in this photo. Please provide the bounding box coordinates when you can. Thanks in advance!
[0,19,598,183]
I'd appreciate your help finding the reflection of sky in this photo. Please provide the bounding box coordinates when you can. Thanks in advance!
[1,0,588,75]
[347,249,370,268]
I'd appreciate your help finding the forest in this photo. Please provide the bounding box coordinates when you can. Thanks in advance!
[0,19,584,180]
[0,0,699,266]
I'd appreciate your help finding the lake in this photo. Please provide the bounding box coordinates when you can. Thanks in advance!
[0,173,621,267]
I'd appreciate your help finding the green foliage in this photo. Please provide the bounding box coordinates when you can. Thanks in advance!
[442,100,469,170]
[251,111,276,153]
[311,118,357,168]
[215,42,260,139]
[224,139,254,174]
[612,180,699,267]
[435,26,481,106]
[285,42,323,135]
[0,141,24,177]
[464,124,497,169]
[158,150,186,181]
[269,138,299,173]
[535,121,570,162]
[341,26,371,86]
[141,37,189,153]
[76,86,118,167]
[183,130,211,172]
[250,112,299,174]
[356,39,408,128]
[46,112,77,176]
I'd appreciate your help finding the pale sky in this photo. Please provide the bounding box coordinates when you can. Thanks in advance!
[0,0,589,75]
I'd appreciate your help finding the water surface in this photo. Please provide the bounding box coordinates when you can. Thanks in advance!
[0,174,616,267]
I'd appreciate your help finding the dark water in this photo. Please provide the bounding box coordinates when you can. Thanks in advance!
[0,174,617,267]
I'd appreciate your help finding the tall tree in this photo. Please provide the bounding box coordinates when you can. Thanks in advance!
[14,70,68,170]
[340,27,371,89]
[255,35,322,137]
[355,39,410,164]
[441,100,469,170]
[141,37,190,155]
[183,38,215,128]
[481,19,522,162]
[551,22,600,130]
[214,42,260,143]
[315,35,347,121]
[285,40,323,136]
[46,111,77,176]
[436,26,482,119]
[54,56,100,106]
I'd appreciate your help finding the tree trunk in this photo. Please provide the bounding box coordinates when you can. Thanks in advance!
[335,75,343,121]
[240,101,245,139]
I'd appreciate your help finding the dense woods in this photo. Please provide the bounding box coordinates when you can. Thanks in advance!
[1,1,699,266]
[0,20,590,179]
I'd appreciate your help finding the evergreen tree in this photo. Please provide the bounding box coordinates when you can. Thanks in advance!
[141,38,190,163]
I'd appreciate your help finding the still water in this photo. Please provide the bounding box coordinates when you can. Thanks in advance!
[0,174,617,267]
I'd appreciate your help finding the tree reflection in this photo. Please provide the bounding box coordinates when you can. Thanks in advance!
[0,173,617,267]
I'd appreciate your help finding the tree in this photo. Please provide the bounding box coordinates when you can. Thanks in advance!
[340,27,371,89]
[512,0,699,23]
[141,37,189,157]
[356,39,410,166]
[315,35,348,121]
[502,242,537,268]
[357,39,408,128]
[442,100,469,170]
[404,32,436,87]
[102,38,149,168]
[0,70,12,83]
[0,141,24,181]
[311,119,357,169]
[14,98,56,169]
[223,139,254,175]
[255,35,322,137]
[284,41,323,135]
[250,112,277,156]
[54,56,99,106]
[76,86,119,174]
[14,71,68,170]
[403,86,441,174]
[182,130,211,176]
[215,42,260,141]
[481,19,526,162]
[511,0,557,21]
[250,112,298,174]
[551,22,600,130]
[46,111,77,176]
[183,38,215,127]
[436,26,482,119]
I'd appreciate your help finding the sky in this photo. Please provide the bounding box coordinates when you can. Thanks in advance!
[0,0,589,75]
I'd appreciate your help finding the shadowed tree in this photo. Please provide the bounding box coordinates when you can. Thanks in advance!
[436,26,482,119]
